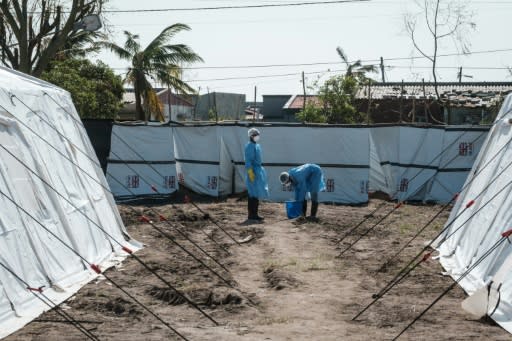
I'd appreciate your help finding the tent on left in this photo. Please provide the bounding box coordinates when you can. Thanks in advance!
[0,66,140,338]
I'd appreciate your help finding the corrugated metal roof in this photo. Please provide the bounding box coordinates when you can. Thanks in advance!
[283,94,323,110]
[281,82,512,110]
[357,82,512,107]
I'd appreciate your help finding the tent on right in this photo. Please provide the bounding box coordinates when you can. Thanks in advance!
[436,93,512,334]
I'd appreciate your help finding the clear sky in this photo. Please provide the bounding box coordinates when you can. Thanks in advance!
[95,0,512,101]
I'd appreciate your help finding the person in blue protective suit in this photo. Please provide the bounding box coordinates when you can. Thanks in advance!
[279,163,326,219]
[245,128,268,221]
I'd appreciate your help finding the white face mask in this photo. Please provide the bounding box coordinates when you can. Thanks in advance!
[253,135,260,142]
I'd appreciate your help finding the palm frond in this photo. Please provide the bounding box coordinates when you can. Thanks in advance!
[145,23,191,54]
[98,40,133,61]
[122,31,141,54]
[336,46,349,66]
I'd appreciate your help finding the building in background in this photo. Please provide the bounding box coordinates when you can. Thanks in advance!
[262,82,512,124]
[193,92,246,121]
[119,88,194,122]
[261,95,292,122]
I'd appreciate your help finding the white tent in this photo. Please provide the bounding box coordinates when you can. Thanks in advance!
[0,67,137,338]
[436,94,512,334]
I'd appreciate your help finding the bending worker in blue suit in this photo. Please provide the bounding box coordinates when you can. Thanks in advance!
[245,128,268,221]
[280,163,326,219]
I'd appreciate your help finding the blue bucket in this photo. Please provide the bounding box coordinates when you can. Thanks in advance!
[285,200,302,219]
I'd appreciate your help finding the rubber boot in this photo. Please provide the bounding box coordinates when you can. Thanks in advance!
[302,200,308,217]
[255,199,264,221]
[310,201,319,221]
[247,197,255,220]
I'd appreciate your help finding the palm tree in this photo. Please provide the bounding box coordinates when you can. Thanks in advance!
[336,47,376,81]
[102,24,203,121]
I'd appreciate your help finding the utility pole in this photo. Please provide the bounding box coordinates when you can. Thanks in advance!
[380,57,386,83]
[253,86,257,122]
[302,71,306,111]
[422,79,428,123]
[167,83,171,123]
[399,80,404,123]
[367,80,372,124]
[193,86,200,121]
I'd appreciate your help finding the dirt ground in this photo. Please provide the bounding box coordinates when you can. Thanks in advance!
[5,195,511,341]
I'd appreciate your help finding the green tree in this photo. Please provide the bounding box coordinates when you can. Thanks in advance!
[320,75,365,123]
[296,74,365,124]
[101,24,203,121]
[41,58,123,119]
[295,101,326,123]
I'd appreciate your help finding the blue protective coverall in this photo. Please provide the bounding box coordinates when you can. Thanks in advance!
[288,163,326,202]
[244,141,269,198]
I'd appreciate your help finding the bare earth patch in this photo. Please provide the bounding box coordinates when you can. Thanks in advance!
[5,197,511,340]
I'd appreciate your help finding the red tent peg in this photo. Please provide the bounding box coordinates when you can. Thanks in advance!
[395,202,403,209]
[159,214,167,221]
[151,185,158,193]
[122,246,133,254]
[27,286,44,293]
[452,193,459,201]
[139,215,151,223]
[501,229,512,238]
[422,252,432,262]
[90,264,101,274]
[465,200,475,209]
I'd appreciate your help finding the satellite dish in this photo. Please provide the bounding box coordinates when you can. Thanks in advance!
[73,14,102,32]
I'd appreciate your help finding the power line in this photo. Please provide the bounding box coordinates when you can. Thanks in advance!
[102,0,371,13]
[109,47,512,72]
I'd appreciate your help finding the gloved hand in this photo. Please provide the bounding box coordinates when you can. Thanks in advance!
[247,168,255,182]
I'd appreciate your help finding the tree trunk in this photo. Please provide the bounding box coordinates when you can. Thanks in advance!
[134,86,144,121]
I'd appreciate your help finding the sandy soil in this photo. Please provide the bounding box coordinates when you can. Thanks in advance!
[5,195,511,341]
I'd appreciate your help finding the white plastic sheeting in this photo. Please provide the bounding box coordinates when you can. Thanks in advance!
[259,125,370,203]
[0,66,136,338]
[107,124,178,198]
[437,94,512,334]
[106,123,487,204]
[427,127,488,201]
[369,125,489,202]
[107,124,371,203]
[174,125,220,196]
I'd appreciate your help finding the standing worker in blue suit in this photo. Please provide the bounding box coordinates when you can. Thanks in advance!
[245,128,268,221]
[280,163,326,220]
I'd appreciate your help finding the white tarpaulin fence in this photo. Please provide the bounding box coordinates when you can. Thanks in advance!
[437,94,512,334]
[106,123,489,204]
[0,66,137,338]
[108,124,371,204]
[107,124,178,199]
[369,125,489,202]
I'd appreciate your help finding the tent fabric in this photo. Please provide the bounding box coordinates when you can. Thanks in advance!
[107,124,178,198]
[369,125,489,202]
[0,66,137,338]
[436,94,512,334]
